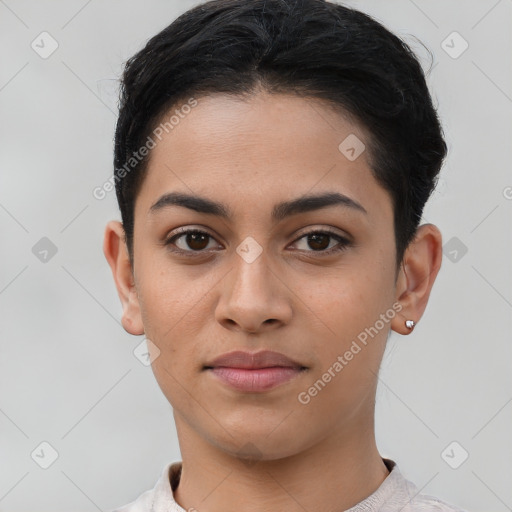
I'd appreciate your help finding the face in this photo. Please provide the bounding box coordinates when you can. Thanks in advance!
[114,91,407,460]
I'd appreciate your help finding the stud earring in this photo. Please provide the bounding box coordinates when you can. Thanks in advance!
[405,320,415,330]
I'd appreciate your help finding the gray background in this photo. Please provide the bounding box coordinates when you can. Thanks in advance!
[1,0,511,510]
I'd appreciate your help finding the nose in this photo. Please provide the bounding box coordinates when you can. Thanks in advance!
[214,245,293,334]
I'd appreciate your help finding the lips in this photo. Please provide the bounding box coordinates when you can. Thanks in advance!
[204,350,304,370]
[204,350,307,392]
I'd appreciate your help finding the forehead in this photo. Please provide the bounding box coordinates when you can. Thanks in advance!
[134,91,392,223]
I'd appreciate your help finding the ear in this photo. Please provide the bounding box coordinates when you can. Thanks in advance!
[391,223,443,335]
[103,220,145,336]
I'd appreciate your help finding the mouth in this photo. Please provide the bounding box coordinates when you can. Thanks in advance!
[203,350,308,392]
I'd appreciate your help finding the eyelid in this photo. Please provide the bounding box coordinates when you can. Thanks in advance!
[293,225,351,242]
[289,228,352,255]
[165,224,350,242]
[164,225,219,242]
[164,225,352,257]
[163,226,222,252]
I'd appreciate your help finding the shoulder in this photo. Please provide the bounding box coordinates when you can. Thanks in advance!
[108,461,181,512]
[407,492,470,512]
[364,458,470,512]
[108,487,154,512]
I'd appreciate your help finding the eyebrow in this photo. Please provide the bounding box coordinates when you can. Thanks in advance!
[149,191,367,221]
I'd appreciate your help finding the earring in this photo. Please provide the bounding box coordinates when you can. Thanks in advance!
[405,320,415,330]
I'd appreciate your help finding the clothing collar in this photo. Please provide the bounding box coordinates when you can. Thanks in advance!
[148,458,419,512]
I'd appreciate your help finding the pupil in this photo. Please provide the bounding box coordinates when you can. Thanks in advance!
[184,233,331,251]
[309,234,329,250]
[188,232,208,250]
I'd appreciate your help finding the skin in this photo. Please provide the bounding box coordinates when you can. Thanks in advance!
[104,89,442,512]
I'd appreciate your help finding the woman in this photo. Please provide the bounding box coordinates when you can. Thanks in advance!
[104,0,468,510]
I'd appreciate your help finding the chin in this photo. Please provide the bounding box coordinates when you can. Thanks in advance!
[210,421,308,462]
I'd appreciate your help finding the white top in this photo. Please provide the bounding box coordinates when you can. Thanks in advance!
[111,458,469,512]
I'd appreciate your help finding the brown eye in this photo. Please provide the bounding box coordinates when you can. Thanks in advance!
[165,229,219,254]
[183,231,210,250]
[164,227,351,258]
[292,229,351,255]
[306,233,331,251]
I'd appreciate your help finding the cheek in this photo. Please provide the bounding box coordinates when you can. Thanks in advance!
[139,267,209,408]
[137,255,199,324]
[295,279,389,420]
[136,260,220,367]
[309,265,387,323]
[135,268,189,356]
[300,265,393,368]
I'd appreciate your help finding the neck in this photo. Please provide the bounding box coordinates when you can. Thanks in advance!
[172,415,389,512]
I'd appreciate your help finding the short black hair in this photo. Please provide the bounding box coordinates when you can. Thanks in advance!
[113,0,447,271]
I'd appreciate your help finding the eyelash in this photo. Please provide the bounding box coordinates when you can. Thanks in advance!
[164,227,352,258]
